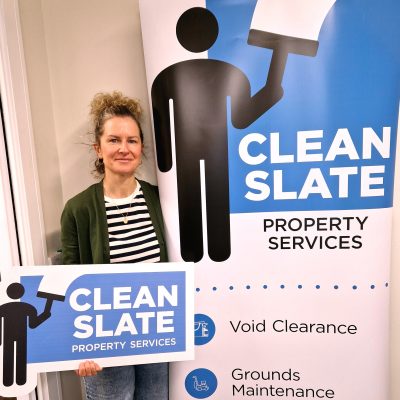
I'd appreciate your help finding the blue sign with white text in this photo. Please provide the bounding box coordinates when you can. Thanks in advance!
[21,271,187,362]
[205,0,399,213]
[0,264,193,397]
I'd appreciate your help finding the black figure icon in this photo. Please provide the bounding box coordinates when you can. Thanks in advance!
[152,7,310,262]
[0,283,59,387]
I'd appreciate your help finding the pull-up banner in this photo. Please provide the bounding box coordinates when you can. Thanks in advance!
[139,0,399,398]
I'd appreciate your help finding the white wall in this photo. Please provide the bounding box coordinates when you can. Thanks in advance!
[18,0,156,256]
[17,1,400,399]
[18,0,62,256]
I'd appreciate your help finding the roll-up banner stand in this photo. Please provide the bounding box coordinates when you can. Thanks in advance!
[139,0,399,398]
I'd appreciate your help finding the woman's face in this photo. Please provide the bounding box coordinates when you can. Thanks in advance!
[94,116,143,179]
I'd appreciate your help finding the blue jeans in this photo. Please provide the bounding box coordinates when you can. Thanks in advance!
[82,363,168,400]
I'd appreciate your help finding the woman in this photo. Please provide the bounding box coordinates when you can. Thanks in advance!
[61,91,168,400]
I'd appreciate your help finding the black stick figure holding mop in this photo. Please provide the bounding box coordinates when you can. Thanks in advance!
[152,6,322,262]
[0,282,63,386]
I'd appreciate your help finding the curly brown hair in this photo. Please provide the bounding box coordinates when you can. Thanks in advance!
[90,91,144,175]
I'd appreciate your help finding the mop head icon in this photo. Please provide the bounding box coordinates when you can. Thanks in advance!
[249,0,336,56]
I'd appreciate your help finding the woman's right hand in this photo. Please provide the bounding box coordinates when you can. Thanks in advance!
[75,360,102,377]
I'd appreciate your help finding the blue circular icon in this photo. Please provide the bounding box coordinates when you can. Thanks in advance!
[194,314,215,345]
[185,368,218,398]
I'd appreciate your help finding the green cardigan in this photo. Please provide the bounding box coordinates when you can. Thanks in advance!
[61,180,168,265]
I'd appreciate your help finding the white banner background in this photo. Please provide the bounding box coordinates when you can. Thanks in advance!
[140,0,398,398]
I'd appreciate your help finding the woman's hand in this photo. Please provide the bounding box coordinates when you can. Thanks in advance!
[75,360,102,377]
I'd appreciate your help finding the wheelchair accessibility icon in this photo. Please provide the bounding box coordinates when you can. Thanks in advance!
[185,368,217,398]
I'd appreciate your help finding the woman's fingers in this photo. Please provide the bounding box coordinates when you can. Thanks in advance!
[75,360,103,377]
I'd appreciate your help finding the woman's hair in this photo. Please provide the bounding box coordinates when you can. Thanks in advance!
[90,91,144,175]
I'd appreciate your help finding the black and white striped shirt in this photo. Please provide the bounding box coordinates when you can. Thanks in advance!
[105,181,161,264]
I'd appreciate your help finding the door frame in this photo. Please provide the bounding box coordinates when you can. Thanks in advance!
[0,0,61,399]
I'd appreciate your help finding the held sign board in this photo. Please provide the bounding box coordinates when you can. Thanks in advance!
[0,263,194,397]
[140,0,399,399]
